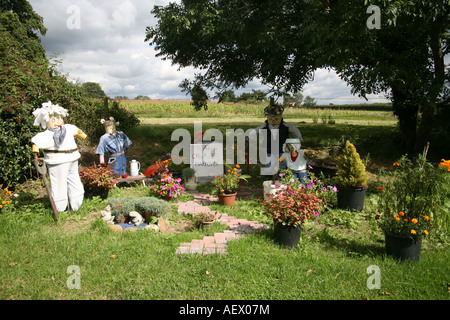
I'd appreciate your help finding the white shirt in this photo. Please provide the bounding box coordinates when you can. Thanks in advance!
[31,124,81,164]
[282,150,307,171]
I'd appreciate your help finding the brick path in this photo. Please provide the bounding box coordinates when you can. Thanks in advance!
[175,191,268,255]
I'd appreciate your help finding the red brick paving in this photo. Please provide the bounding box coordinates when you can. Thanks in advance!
[175,191,268,255]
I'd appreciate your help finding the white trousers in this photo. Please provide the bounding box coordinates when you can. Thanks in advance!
[47,160,84,212]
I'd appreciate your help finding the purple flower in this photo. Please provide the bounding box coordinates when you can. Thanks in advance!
[307,185,312,190]
[314,211,319,217]
[308,165,313,169]
[289,178,294,182]
[332,186,338,192]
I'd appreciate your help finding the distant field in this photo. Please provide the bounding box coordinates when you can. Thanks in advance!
[119,99,396,125]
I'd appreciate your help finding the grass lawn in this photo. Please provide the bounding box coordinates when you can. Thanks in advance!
[1,114,448,301]
[0,191,448,300]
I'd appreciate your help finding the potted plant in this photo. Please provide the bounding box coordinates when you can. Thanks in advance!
[375,149,449,261]
[193,212,216,229]
[335,140,368,211]
[262,186,323,248]
[182,167,198,191]
[212,163,250,207]
[79,165,115,199]
[149,165,185,201]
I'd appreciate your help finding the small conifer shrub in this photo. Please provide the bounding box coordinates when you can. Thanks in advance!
[335,140,368,188]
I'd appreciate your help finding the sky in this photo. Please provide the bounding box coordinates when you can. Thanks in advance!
[28,0,391,104]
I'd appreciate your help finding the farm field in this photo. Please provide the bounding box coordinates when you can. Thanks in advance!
[120,99,396,126]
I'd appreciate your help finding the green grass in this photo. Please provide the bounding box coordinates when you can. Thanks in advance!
[0,191,448,300]
[1,114,448,300]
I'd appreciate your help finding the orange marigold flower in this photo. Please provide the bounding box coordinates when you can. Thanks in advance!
[423,230,429,235]
[377,186,383,191]
[398,211,405,216]
[411,229,416,235]
[395,217,400,221]
[393,162,400,166]
[411,218,418,224]
[424,215,430,221]
[236,164,240,168]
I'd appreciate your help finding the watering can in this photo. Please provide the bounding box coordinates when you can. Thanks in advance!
[130,159,140,176]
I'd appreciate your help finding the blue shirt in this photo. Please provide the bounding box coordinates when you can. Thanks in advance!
[95,131,132,156]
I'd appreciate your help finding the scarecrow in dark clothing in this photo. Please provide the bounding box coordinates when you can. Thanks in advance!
[254,103,302,173]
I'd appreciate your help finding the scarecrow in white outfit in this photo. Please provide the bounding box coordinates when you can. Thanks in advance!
[279,138,309,184]
[31,101,87,212]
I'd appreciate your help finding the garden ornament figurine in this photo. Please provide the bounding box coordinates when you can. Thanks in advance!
[128,211,144,227]
[31,101,87,214]
[279,138,310,184]
[96,117,132,177]
[255,100,302,174]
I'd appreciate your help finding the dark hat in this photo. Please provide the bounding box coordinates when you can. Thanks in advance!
[264,104,284,116]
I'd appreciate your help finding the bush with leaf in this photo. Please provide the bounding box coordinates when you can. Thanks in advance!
[335,140,368,188]
[375,151,450,239]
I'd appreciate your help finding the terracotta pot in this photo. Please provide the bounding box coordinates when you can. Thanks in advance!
[218,192,237,207]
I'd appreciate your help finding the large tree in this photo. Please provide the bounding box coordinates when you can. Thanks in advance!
[0,1,95,187]
[146,0,449,153]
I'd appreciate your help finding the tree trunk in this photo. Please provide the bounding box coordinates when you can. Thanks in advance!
[414,18,446,153]
[392,87,419,154]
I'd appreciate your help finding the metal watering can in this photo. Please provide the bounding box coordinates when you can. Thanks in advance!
[130,159,141,176]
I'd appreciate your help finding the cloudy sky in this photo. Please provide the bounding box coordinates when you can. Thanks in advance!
[29,0,390,104]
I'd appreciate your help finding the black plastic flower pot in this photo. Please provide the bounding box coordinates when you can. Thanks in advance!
[385,232,422,262]
[273,222,301,249]
[84,188,109,200]
[337,186,366,211]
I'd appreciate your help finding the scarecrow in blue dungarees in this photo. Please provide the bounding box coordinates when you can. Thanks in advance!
[95,117,132,177]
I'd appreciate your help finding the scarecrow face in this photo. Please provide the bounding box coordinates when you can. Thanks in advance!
[46,114,64,129]
[267,114,282,126]
[104,122,116,134]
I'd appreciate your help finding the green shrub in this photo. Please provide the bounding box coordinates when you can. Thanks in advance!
[335,140,368,188]
[107,196,169,223]
[0,30,95,188]
[134,196,170,218]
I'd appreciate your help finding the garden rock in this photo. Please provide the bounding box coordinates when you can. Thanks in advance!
[108,224,123,232]
[144,224,159,232]
[157,217,170,233]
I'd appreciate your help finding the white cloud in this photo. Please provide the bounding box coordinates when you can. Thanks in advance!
[29,0,390,103]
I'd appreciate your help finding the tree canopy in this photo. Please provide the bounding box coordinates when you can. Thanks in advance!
[146,0,450,153]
